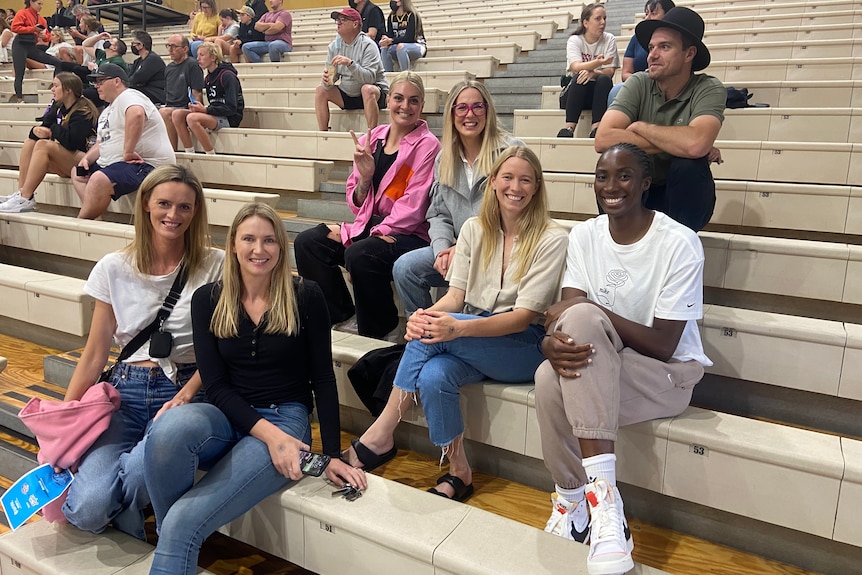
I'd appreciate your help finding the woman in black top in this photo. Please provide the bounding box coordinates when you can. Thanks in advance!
[143,203,366,575]
[0,72,96,213]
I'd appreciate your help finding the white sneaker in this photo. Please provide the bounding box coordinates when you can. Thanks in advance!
[0,191,36,213]
[584,480,634,575]
[544,492,590,544]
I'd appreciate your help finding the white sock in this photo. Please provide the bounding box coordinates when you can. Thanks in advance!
[205,149,216,155]
[183,147,195,153]
[556,484,585,504]
[582,453,617,486]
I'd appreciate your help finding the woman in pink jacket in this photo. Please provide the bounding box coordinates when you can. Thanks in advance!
[294,70,440,341]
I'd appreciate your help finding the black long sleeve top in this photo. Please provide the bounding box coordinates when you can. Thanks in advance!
[29,99,96,153]
[191,278,341,457]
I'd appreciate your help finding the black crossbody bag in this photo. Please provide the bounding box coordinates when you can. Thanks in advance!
[99,264,189,382]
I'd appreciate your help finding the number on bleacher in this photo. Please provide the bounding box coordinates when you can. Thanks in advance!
[690,444,709,457]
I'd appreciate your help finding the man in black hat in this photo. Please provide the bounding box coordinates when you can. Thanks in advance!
[595,6,725,232]
[71,63,176,219]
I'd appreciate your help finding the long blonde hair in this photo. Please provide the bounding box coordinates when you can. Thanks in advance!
[211,203,299,338]
[478,146,553,282]
[125,164,211,277]
[438,80,509,189]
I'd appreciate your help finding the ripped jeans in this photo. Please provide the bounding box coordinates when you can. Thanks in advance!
[391,313,546,447]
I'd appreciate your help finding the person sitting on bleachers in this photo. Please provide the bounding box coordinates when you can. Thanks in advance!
[60,164,224,540]
[128,30,166,106]
[189,0,219,57]
[80,32,128,107]
[74,14,101,64]
[71,63,176,219]
[595,7,724,232]
[171,42,243,155]
[393,80,522,315]
[142,202,366,575]
[228,6,264,63]
[315,7,389,132]
[607,0,675,106]
[240,0,292,63]
[350,0,384,45]
[379,0,426,72]
[209,8,240,62]
[538,142,710,575]
[296,71,439,341]
[46,28,75,62]
[342,146,567,502]
[0,72,97,213]
[557,3,618,139]
[160,34,204,150]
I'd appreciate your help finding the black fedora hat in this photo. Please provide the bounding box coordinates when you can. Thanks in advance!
[635,6,710,71]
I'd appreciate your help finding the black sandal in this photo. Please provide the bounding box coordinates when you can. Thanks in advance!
[347,437,397,472]
[428,473,474,502]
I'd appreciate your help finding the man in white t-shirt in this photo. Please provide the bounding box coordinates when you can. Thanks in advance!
[72,63,176,219]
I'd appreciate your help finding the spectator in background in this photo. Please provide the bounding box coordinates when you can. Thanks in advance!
[0,15,11,63]
[595,7,724,231]
[241,0,292,63]
[227,6,263,63]
[171,42,243,155]
[350,0,384,44]
[80,32,128,106]
[208,8,240,58]
[608,0,675,105]
[71,63,176,219]
[245,0,267,21]
[11,0,63,103]
[379,0,426,72]
[189,0,219,57]
[315,8,388,132]
[75,15,100,64]
[46,28,75,62]
[160,34,205,150]
[557,3,618,138]
[0,72,97,213]
[297,72,439,340]
[129,30,166,106]
[394,80,522,315]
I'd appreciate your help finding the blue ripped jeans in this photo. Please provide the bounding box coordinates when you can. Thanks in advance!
[62,363,198,539]
[392,313,546,446]
[144,401,312,575]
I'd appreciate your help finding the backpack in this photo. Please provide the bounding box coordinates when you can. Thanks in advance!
[725,87,753,109]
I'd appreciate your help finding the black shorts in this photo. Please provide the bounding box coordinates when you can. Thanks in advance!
[338,86,387,110]
[91,162,156,199]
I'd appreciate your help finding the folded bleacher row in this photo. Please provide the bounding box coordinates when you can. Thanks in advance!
[0,0,859,573]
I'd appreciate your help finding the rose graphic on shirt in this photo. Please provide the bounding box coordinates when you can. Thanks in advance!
[597,269,628,309]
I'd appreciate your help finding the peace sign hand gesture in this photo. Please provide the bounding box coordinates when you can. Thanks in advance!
[350,130,375,181]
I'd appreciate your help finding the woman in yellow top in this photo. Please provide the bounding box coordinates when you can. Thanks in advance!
[190,0,219,56]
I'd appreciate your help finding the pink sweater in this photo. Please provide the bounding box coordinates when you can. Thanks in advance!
[342,120,440,246]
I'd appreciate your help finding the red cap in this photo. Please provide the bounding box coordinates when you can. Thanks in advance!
[331,7,361,22]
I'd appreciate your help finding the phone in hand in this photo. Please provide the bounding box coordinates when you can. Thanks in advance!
[188,87,196,105]
[299,451,331,476]
[76,165,90,177]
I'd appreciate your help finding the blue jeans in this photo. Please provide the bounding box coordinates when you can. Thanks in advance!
[607,82,624,108]
[393,245,448,315]
[241,40,292,63]
[189,40,203,57]
[145,401,312,575]
[61,363,198,539]
[392,313,546,446]
[381,42,424,72]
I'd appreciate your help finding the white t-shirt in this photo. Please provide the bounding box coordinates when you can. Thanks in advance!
[84,247,225,380]
[565,31,619,74]
[562,212,711,365]
[96,88,176,167]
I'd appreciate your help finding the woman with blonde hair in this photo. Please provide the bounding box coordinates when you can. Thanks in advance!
[379,0,425,72]
[394,79,521,315]
[0,72,96,212]
[344,146,568,501]
[58,164,224,539]
[143,203,366,575]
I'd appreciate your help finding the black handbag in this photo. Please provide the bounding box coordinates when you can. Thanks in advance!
[99,264,189,382]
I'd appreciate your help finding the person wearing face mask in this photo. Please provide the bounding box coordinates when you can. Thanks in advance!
[78,31,127,106]
[349,0,384,45]
[128,30,165,106]
[607,0,675,106]
[379,0,425,72]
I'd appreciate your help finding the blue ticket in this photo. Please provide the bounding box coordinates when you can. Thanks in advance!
[1,464,73,530]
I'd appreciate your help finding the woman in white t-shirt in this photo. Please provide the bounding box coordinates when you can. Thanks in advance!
[557,3,619,138]
[537,143,710,575]
[58,165,224,540]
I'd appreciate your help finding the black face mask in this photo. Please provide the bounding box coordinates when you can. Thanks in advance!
[348,0,356,8]
[102,40,111,50]
[131,45,140,56]
[389,0,398,11]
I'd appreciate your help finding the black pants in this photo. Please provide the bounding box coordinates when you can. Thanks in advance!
[293,223,428,338]
[12,36,62,99]
[562,74,613,124]
[646,156,716,232]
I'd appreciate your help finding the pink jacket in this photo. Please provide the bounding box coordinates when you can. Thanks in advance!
[341,120,440,247]
[18,382,121,523]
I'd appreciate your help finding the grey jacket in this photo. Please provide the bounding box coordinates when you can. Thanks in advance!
[327,31,388,97]
[426,135,523,256]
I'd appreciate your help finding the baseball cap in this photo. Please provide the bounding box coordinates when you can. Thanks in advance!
[238,5,255,17]
[331,7,361,21]
[87,62,129,83]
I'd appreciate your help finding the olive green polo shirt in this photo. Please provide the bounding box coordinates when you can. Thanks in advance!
[609,71,725,183]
